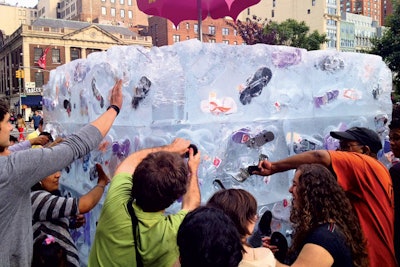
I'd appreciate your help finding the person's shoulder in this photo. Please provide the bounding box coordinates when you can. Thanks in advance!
[31,190,51,198]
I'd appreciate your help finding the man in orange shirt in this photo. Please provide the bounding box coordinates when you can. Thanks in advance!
[256,127,396,266]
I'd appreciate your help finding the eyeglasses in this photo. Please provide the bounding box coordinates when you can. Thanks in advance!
[339,141,364,151]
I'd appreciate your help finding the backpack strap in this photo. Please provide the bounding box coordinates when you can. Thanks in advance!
[127,198,143,267]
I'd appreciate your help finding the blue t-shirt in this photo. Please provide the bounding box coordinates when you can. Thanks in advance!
[32,114,41,127]
[304,223,352,267]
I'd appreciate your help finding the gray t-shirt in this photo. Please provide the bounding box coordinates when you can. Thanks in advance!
[0,124,102,267]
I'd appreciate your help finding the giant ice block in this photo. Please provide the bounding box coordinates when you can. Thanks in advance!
[43,40,392,265]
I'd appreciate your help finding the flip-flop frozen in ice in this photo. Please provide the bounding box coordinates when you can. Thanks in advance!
[239,67,272,105]
[231,129,275,148]
[200,96,237,115]
[63,99,72,117]
[212,179,226,190]
[132,76,152,109]
[91,78,105,108]
[246,130,275,149]
[231,128,251,144]
[313,89,339,108]
[293,138,323,154]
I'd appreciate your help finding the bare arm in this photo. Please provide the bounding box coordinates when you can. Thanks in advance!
[78,164,110,213]
[275,244,334,267]
[256,150,332,176]
[115,138,191,176]
[90,79,123,137]
[29,135,49,146]
[181,147,201,211]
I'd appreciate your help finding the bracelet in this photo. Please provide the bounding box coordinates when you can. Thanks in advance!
[96,184,105,189]
[107,105,120,116]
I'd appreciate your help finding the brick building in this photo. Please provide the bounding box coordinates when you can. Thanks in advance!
[0,18,151,115]
[148,16,244,47]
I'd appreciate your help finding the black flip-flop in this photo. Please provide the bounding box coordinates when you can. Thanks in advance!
[259,210,272,237]
[270,231,288,263]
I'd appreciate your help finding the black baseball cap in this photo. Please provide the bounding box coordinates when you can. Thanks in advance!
[330,127,382,154]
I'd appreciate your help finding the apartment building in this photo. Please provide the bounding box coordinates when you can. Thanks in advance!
[238,0,341,50]
[340,0,381,23]
[0,18,151,113]
[37,0,148,33]
[148,16,244,47]
[340,12,383,52]
[0,3,37,36]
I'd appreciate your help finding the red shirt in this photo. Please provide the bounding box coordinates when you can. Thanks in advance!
[329,151,396,267]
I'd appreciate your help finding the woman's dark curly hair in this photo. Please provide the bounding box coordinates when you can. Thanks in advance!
[289,164,369,267]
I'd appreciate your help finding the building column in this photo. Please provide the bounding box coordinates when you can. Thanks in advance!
[65,45,71,64]
[81,47,87,59]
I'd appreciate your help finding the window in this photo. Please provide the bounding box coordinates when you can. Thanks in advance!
[121,9,125,18]
[34,48,43,62]
[234,29,237,36]
[223,40,229,44]
[173,35,180,43]
[101,0,105,2]
[101,7,106,15]
[307,9,310,14]
[35,72,44,87]
[111,8,116,16]
[52,49,61,63]
[194,24,198,34]
[120,0,124,4]
[128,10,133,18]
[234,41,238,45]
[222,28,229,35]
[128,0,132,5]
[272,9,275,17]
[312,0,316,6]
[208,39,216,43]
[111,0,115,3]
[70,48,80,61]
[86,48,101,56]
[208,26,216,35]
[186,23,190,29]
[172,24,180,29]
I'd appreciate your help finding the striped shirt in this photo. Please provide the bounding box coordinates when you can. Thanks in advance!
[31,190,80,267]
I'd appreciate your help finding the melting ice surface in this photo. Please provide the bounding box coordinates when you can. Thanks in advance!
[43,40,392,265]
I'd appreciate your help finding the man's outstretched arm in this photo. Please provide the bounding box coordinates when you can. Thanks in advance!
[256,150,332,176]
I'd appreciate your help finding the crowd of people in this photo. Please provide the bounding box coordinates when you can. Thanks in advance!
[0,79,398,267]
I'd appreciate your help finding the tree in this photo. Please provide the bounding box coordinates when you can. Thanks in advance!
[229,17,327,50]
[370,3,400,101]
[228,17,277,45]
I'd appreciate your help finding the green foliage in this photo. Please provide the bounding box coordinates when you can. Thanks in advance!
[230,17,327,50]
[370,2,400,101]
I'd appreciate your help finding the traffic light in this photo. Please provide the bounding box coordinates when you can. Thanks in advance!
[15,70,24,79]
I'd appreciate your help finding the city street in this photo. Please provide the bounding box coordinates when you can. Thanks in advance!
[10,122,35,139]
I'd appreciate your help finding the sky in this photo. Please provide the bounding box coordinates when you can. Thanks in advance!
[3,0,38,8]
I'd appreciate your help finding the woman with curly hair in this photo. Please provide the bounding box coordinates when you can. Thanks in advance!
[275,164,369,267]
